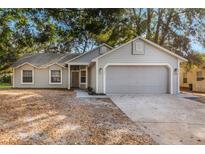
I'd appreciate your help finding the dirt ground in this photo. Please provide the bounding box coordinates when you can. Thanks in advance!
[0,89,155,145]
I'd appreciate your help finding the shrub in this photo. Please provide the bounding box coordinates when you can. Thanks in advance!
[0,74,11,83]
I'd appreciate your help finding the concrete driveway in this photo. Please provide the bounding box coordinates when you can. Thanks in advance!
[110,94,205,144]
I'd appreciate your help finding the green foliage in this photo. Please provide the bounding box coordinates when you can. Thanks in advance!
[0,74,11,83]
[183,52,205,71]
[0,8,204,71]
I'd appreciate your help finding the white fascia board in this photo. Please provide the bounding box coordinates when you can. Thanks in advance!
[101,43,113,49]
[139,37,188,62]
[43,63,65,68]
[13,62,65,69]
[65,44,113,64]
[91,37,141,62]
[92,36,187,62]
[13,62,39,69]
[65,46,101,64]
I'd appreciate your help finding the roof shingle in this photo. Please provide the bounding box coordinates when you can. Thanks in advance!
[12,53,80,68]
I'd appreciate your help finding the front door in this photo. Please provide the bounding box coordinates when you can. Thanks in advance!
[71,72,79,88]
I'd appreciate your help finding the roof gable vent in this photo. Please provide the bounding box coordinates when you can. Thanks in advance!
[132,41,145,55]
[99,46,110,55]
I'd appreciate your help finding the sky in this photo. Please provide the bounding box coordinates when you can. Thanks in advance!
[191,42,205,53]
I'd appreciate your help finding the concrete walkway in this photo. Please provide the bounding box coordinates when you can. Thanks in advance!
[110,94,205,144]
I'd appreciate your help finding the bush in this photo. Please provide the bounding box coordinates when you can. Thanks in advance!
[0,74,11,83]
[87,87,95,95]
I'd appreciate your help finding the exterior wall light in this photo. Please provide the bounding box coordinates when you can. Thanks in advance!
[99,68,103,73]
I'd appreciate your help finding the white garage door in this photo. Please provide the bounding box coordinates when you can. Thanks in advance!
[106,65,169,94]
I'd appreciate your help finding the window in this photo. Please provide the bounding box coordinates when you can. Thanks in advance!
[50,70,62,83]
[196,71,204,81]
[183,73,187,83]
[22,70,33,83]
[80,70,86,84]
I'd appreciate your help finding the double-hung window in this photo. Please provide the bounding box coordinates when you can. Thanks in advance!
[22,70,33,83]
[196,71,204,81]
[50,70,62,84]
[80,70,86,84]
[183,73,187,83]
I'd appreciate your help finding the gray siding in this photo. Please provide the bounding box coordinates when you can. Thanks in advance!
[14,64,68,88]
[97,39,179,94]
[88,63,96,92]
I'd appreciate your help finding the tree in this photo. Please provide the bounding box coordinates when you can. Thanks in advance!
[46,8,127,52]
[130,8,205,57]
[0,8,204,73]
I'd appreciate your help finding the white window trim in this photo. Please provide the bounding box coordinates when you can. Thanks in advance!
[80,69,87,85]
[133,41,145,55]
[21,69,34,84]
[15,62,65,69]
[102,63,174,94]
[49,69,62,84]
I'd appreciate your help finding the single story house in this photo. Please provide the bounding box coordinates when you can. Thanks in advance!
[12,36,187,94]
[180,62,205,92]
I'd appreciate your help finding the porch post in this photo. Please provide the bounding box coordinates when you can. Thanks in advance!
[86,65,88,89]
[177,59,180,94]
[12,68,15,88]
[68,65,70,89]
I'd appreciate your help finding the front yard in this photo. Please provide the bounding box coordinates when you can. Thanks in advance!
[0,83,12,89]
[0,89,155,144]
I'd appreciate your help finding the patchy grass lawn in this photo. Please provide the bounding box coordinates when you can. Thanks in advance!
[0,89,155,145]
[0,83,12,89]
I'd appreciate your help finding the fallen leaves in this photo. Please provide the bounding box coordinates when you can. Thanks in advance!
[0,89,156,144]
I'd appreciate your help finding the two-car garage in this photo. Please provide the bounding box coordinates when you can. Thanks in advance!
[95,37,187,95]
[105,65,170,94]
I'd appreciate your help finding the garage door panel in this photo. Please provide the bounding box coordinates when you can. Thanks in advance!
[106,66,168,94]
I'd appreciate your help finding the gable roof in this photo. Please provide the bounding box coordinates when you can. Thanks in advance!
[92,36,188,62]
[66,43,113,64]
[12,52,80,68]
[12,43,112,68]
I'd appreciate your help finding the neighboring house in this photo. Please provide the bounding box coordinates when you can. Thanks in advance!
[12,36,187,94]
[180,63,205,92]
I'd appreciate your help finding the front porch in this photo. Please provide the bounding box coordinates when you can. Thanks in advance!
[68,65,88,90]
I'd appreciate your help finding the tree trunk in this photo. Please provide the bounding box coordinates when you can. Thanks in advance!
[159,9,174,45]
[146,8,153,40]
[132,8,142,36]
[154,9,163,43]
